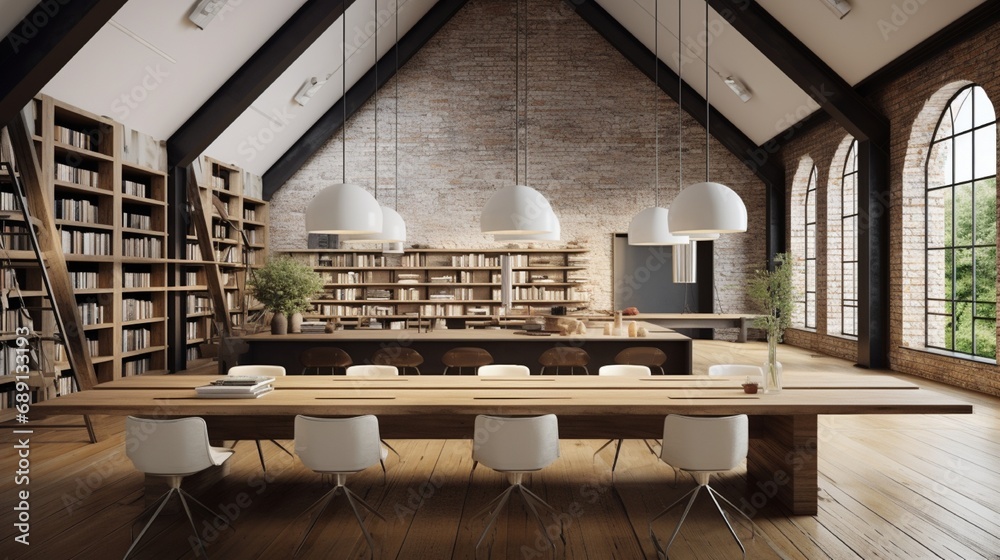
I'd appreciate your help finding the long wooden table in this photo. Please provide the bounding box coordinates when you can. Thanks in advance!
[35,374,972,515]
[239,327,694,375]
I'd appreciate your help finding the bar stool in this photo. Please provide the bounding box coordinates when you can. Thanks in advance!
[442,347,493,375]
[615,347,667,375]
[300,346,352,375]
[371,347,424,375]
[227,365,293,472]
[649,414,759,558]
[538,347,591,375]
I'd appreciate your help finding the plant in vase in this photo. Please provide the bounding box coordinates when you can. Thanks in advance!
[247,256,323,335]
[747,252,794,393]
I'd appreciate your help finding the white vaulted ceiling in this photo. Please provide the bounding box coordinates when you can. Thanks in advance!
[27,0,989,179]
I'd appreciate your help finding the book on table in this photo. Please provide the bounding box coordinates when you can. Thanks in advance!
[196,376,275,398]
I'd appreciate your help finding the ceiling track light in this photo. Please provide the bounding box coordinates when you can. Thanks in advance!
[188,0,227,30]
[820,0,851,19]
[723,76,752,103]
[293,77,328,106]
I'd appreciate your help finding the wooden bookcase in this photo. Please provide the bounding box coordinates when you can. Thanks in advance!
[0,95,169,415]
[282,247,590,324]
[181,157,268,365]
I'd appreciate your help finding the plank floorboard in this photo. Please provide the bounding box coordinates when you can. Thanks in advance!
[3,341,999,559]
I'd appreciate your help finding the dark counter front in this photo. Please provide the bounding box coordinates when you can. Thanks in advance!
[239,328,693,375]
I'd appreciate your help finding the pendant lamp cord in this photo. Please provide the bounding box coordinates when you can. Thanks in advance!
[678,0,682,189]
[704,0,710,183]
[524,0,528,186]
[342,0,347,184]
[514,0,519,185]
[395,0,399,211]
[374,0,378,201]
[653,0,659,206]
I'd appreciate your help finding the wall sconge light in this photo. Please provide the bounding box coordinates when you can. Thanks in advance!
[820,0,851,19]
[188,0,227,29]
[723,76,752,103]
[293,77,328,106]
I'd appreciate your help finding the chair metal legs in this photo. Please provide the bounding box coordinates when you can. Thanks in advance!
[248,439,293,472]
[649,481,757,559]
[124,484,232,560]
[474,482,562,555]
[294,479,385,559]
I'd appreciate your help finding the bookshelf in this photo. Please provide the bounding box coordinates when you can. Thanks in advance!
[180,157,268,365]
[0,96,169,402]
[282,248,590,324]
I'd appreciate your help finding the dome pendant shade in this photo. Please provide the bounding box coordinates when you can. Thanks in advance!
[481,184,556,234]
[495,211,561,242]
[628,207,690,246]
[668,181,748,234]
[342,207,407,243]
[305,184,383,234]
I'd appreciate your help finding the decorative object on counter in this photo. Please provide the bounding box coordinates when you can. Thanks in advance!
[742,379,759,394]
[747,252,794,393]
[613,310,623,336]
[621,306,639,316]
[637,326,648,338]
[575,321,587,335]
[248,256,324,335]
[324,320,336,334]
[289,312,303,334]
[603,323,613,336]
[627,321,638,337]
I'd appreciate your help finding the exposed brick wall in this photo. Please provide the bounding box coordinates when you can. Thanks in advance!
[269,0,767,330]
[777,19,1000,395]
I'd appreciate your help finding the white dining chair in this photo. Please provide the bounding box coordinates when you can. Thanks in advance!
[594,364,659,477]
[597,364,651,377]
[649,414,759,558]
[227,364,291,471]
[345,364,400,377]
[123,416,234,560]
[471,414,561,554]
[477,364,531,377]
[708,364,763,381]
[293,415,387,558]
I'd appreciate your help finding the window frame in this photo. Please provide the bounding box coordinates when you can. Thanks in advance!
[804,165,818,329]
[841,140,859,337]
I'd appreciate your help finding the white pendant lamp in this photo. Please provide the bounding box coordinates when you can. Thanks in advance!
[495,210,561,242]
[669,1,747,236]
[343,0,407,244]
[305,184,382,234]
[628,207,689,245]
[482,0,557,238]
[628,0,688,247]
[305,2,380,235]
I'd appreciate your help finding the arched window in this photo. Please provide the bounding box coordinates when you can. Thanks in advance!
[804,166,817,329]
[841,140,858,337]
[926,85,997,359]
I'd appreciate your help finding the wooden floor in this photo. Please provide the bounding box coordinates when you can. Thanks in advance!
[3,341,999,559]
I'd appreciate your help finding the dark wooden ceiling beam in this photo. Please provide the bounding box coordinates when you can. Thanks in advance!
[0,0,129,127]
[167,0,359,169]
[262,0,470,198]
[705,0,888,150]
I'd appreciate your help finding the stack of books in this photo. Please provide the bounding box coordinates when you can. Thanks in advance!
[196,376,275,399]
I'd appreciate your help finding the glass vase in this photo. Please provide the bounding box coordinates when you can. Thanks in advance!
[763,335,782,394]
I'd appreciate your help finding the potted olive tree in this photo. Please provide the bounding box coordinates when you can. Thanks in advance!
[747,252,794,393]
[248,256,323,334]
